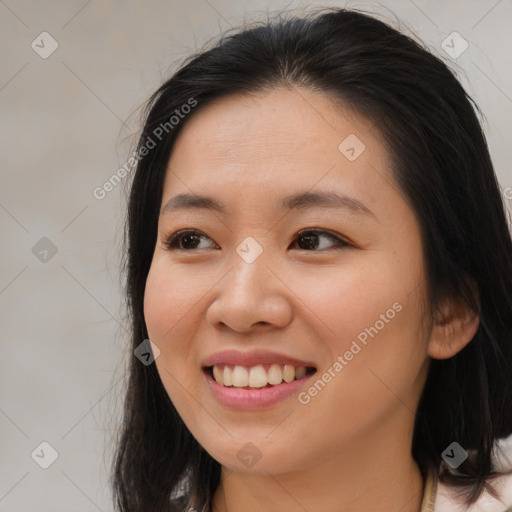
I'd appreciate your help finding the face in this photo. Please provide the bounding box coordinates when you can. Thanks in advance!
[143,87,432,475]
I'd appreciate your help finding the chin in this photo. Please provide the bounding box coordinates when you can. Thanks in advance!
[199,436,307,476]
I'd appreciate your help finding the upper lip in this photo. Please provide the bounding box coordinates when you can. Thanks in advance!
[202,349,317,369]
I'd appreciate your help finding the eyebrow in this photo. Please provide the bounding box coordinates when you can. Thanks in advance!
[161,191,376,218]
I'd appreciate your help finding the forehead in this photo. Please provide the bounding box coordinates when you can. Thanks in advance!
[163,87,391,200]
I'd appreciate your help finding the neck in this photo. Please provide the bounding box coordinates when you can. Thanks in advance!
[211,421,425,512]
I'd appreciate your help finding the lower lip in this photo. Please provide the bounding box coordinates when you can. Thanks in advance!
[203,368,316,409]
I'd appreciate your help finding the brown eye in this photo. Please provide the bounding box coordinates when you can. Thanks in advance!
[162,228,349,252]
[163,230,217,250]
[293,229,349,251]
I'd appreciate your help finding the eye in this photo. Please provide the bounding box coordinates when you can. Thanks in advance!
[162,228,350,252]
[291,229,350,251]
[163,229,218,250]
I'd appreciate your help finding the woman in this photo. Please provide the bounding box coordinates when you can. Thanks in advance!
[111,7,512,512]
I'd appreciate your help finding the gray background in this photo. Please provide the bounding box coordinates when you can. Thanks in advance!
[1,1,511,510]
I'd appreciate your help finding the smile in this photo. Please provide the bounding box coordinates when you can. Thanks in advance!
[208,364,317,388]
[201,349,319,408]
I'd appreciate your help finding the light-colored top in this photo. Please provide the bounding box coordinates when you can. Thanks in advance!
[420,466,512,512]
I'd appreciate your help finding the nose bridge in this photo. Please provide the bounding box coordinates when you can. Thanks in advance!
[206,240,293,331]
[235,233,268,270]
[228,238,273,302]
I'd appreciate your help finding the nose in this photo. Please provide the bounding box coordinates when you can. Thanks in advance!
[206,255,293,333]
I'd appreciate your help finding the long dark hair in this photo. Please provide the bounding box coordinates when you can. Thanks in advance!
[111,7,512,511]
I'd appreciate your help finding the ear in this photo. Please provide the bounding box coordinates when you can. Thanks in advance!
[427,284,480,360]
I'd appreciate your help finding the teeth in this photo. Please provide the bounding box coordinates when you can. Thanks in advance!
[213,365,224,385]
[283,364,295,383]
[211,364,310,388]
[267,364,283,385]
[232,366,249,387]
[295,366,306,379]
[223,366,233,386]
[248,365,268,388]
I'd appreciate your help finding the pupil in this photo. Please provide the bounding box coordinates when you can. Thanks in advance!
[300,234,318,250]
[182,234,199,248]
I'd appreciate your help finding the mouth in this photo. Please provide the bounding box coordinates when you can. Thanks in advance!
[201,351,319,409]
[203,364,317,389]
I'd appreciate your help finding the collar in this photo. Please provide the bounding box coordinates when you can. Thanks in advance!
[420,469,438,512]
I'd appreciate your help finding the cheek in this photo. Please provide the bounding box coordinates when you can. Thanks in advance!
[292,253,421,351]
[143,260,202,346]
[143,261,201,388]
[143,261,214,434]
[289,254,428,423]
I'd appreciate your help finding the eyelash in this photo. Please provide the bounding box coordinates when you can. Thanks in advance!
[162,228,350,252]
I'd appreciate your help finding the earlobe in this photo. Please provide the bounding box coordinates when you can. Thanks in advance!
[427,294,480,360]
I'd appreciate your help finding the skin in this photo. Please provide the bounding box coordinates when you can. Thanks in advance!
[143,87,479,512]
